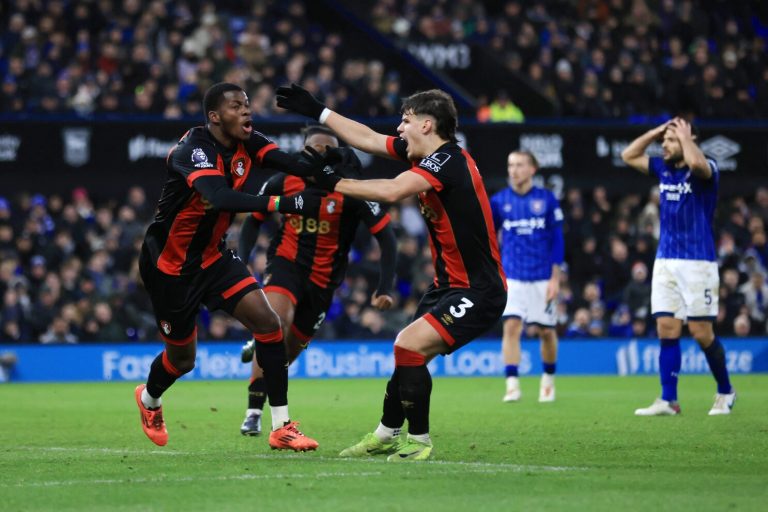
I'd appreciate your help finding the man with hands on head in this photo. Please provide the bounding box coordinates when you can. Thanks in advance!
[621,117,735,417]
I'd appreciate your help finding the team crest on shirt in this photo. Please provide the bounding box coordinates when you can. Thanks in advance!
[530,199,545,215]
[191,147,214,168]
[233,158,245,176]
[160,321,172,335]
[326,199,336,214]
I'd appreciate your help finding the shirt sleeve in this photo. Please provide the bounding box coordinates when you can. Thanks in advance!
[245,130,279,166]
[703,157,719,186]
[356,199,391,235]
[547,191,565,266]
[647,157,663,180]
[169,140,223,187]
[385,136,410,162]
[250,174,286,221]
[489,191,502,232]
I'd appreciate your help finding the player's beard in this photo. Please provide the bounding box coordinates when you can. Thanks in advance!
[663,152,683,165]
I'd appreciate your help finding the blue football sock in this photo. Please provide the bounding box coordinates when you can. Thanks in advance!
[543,362,556,375]
[505,365,519,378]
[703,338,732,394]
[659,338,681,402]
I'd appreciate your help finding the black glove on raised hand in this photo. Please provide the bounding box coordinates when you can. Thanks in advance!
[311,164,343,192]
[325,146,363,179]
[294,145,327,177]
[275,83,327,120]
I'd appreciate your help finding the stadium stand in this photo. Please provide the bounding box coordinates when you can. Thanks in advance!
[1,1,767,343]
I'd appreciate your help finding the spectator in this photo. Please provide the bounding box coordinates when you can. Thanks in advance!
[40,315,78,344]
[739,270,768,333]
[565,308,591,338]
[488,90,525,122]
[623,262,651,319]
[733,313,751,337]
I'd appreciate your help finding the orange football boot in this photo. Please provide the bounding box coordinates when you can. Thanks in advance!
[268,421,319,451]
[134,384,168,446]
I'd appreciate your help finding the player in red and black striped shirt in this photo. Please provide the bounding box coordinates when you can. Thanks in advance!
[135,83,328,451]
[237,126,398,436]
[277,85,507,461]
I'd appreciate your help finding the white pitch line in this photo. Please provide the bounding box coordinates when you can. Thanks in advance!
[9,446,587,474]
[4,471,384,488]
[13,446,191,456]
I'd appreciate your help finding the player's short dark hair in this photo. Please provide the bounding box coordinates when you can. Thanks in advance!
[401,89,458,143]
[202,82,244,121]
[301,124,337,142]
[511,149,539,169]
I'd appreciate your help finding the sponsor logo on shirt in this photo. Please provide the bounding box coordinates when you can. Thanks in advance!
[419,152,451,173]
[660,181,692,201]
[503,217,546,234]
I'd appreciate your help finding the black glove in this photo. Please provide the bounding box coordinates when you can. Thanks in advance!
[277,189,327,215]
[325,146,362,179]
[294,145,327,176]
[275,83,327,120]
[311,164,343,192]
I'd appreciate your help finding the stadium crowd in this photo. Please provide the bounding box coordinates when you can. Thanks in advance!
[1,184,766,344]
[3,0,768,120]
[366,0,768,119]
[0,0,404,119]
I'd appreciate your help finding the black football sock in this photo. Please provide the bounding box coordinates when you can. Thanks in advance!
[380,368,406,429]
[145,352,181,401]
[397,365,432,436]
[255,341,288,407]
[248,377,267,410]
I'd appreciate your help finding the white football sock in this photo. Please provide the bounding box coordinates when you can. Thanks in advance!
[374,423,399,442]
[408,433,431,444]
[506,376,520,390]
[271,405,289,430]
[141,388,161,409]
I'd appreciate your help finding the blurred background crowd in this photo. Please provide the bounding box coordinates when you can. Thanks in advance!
[1,0,767,344]
[1,184,766,344]
[2,0,767,120]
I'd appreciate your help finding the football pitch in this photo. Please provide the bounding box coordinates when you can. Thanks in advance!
[1,375,766,511]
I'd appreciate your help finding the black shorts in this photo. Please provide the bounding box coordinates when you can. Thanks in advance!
[139,246,260,345]
[415,284,506,353]
[262,256,334,343]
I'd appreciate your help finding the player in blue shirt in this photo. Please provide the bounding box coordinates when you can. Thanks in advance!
[490,150,564,403]
[622,117,735,416]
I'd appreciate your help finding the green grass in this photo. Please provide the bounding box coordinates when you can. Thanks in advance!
[1,376,766,511]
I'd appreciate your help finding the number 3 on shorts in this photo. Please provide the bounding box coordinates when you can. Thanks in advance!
[449,297,474,318]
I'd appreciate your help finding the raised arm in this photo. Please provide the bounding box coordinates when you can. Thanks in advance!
[667,118,712,179]
[620,122,669,174]
[275,83,395,160]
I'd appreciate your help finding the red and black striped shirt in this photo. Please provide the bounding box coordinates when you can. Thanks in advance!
[144,126,277,275]
[387,136,506,292]
[252,173,391,289]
